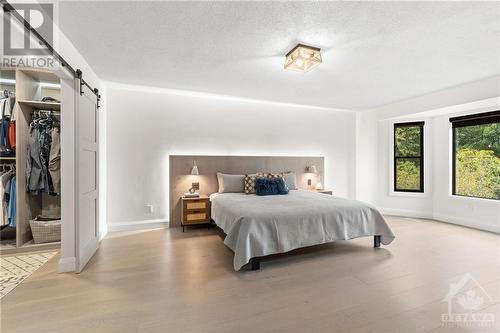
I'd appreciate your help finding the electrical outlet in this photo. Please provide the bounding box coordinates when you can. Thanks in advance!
[146,204,154,213]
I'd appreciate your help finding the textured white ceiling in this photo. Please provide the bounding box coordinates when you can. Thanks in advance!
[57,1,500,110]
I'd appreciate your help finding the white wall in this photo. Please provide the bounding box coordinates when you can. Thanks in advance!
[105,83,357,230]
[357,76,500,233]
[355,112,378,205]
[431,112,500,233]
[106,78,499,232]
[375,118,434,218]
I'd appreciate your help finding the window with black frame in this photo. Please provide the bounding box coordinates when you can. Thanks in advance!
[450,111,500,200]
[394,122,424,192]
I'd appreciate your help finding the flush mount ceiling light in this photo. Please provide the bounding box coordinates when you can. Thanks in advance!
[284,43,322,72]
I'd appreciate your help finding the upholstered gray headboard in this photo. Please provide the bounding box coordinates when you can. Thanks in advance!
[169,155,324,227]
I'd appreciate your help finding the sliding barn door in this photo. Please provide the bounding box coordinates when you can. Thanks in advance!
[76,83,99,272]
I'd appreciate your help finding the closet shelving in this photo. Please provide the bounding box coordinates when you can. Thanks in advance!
[1,67,62,254]
[18,100,61,111]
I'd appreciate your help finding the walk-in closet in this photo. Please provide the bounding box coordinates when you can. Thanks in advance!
[0,67,62,253]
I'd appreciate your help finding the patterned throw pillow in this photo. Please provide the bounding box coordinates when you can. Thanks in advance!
[244,173,262,194]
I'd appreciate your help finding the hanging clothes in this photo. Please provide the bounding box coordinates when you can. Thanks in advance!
[0,116,9,150]
[48,127,61,194]
[1,92,15,117]
[8,92,16,151]
[38,116,53,193]
[0,105,11,153]
[0,169,15,226]
[8,121,15,150]
[8,176,16,227]
[0,92,16,156]
[26,111,60,195]
[27,124,43,194]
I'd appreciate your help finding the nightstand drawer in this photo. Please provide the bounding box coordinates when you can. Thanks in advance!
[180,195,211,231]
[186,212,207,222]
[185,201,207,210]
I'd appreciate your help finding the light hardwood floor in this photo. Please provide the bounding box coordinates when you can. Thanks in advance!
[1,216,499,333]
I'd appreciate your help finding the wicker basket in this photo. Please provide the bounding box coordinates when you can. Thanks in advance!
[29,216,61,244]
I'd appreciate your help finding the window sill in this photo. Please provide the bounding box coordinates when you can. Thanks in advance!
[449,195,499,203]
[389,191,428,198]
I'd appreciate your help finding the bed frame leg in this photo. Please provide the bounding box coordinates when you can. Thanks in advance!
[250,258,261,271]
[374,235,381,248]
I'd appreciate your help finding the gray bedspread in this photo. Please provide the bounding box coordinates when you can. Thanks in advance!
[210,190,395,271]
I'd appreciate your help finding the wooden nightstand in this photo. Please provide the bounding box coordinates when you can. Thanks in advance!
[309,189,333,195]
[181,195,211,232]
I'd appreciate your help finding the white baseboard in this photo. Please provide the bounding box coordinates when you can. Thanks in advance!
[107,219,169,232]
[381,208,500,234]
[432,213,500,234]
[58,256,76,272]
[380,208,433,219]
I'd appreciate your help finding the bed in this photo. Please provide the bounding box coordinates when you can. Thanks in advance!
[210,190,395,271]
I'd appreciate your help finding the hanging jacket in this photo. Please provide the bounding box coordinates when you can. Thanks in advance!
[0,101,10,151]
[8,176,16,227]
[26,112,60,195]
[0,96,15,152]
[0,170,14,226]
[27,124,45,193]
[8,121,15,150]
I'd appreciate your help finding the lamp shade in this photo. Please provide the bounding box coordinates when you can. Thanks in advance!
[190,162,199,175]
[307,165,318,174]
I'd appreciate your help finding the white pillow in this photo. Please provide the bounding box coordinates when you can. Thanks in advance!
[282,172,298,190]
[217,172,245,193]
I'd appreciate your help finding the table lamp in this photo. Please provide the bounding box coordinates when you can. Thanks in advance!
[306,164,318,188]
[187,160,200,197]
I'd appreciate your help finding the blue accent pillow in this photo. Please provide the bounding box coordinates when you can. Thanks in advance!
[255,177,289,196]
